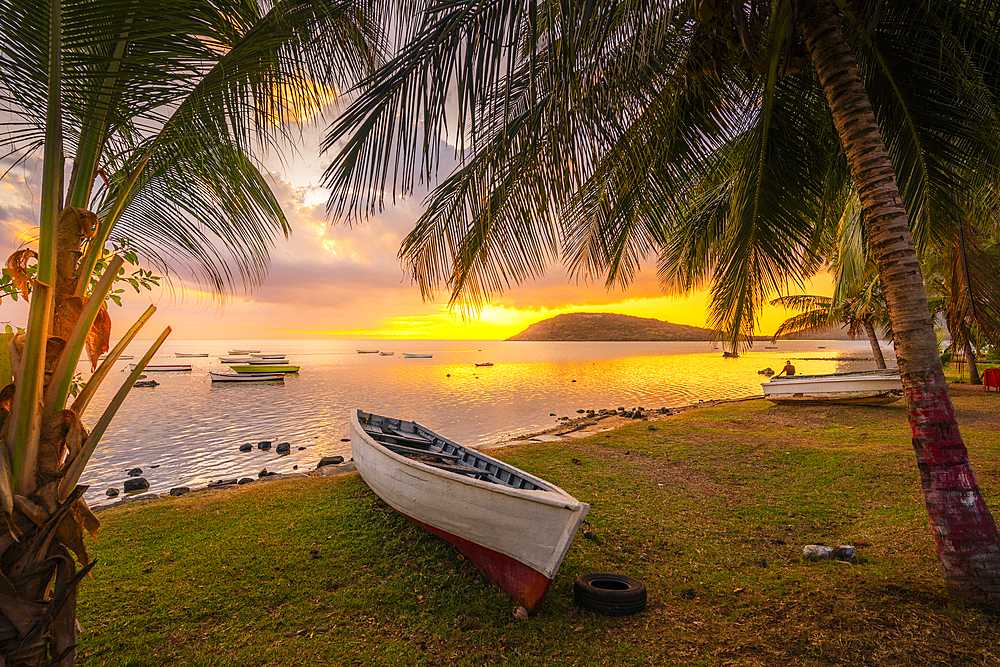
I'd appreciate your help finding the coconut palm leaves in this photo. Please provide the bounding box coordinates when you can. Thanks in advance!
[0,1,381,662]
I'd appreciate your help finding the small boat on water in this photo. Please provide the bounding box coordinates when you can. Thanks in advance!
[250,353,286,359]
[129,364,192,372]
[402,353,433,359]
[219,356,250,363]
[209,372,285,382]
[100,355,133,360]
[357,349,379,354]
[228,364,299,373]
[350,409,590,614]
[475,362,494,367]
[228,349,260,354]
[379,352,394,356]
[176,353,209,358]
[246,357,288,364]
[762,369,903,405]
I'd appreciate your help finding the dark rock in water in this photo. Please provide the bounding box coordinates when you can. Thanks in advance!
[106,488,119,498]
[151,464,160,469]
[340,438,350,442]
[657,407,669,414]
[723,351,738,358]
[758,367,775,376]
[276,442,291,454]
[169,487,190,496]
[238,478,254,485]
[257,441,272,451]
[571,379,577,382]
[317,456,344,468]
[123,478,149,492]
[550,413,556,416]
[127,468,142,477]
[623,411,634,419]
[298,446,306,451]
[293,465,298,470]
[239,443,252,452]
[208,479,237,488]
[576,409,586,414]
[258,469,269,478]
[133,380,158,388]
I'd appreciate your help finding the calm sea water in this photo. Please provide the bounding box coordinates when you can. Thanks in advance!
[81,338,891,506]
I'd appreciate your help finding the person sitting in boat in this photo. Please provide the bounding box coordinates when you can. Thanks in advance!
[776,360,796,377]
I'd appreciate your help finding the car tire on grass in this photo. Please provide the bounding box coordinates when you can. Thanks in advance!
[573,572,647,616]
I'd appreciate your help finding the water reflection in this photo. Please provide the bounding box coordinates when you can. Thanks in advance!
[81,338,891,506]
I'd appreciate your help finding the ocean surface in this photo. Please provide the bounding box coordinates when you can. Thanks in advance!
[80,338,892,506]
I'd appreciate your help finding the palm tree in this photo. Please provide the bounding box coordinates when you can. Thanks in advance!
[0,1,378,663]
[322,1,1000,602]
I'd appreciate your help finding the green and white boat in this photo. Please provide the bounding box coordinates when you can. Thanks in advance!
[228,363,299,373]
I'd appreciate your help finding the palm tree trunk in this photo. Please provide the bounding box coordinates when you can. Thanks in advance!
[963,335,982,385]
[800,0,1000,603]
[863,318,887,369]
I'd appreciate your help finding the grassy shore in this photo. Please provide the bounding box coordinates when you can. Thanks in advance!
[78,385,1000,666]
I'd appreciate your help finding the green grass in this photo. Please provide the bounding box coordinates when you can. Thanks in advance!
[78,385,1000,666]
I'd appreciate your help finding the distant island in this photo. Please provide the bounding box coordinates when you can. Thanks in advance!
[505,312,857,342]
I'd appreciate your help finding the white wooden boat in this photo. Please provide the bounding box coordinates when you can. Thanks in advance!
[129,364,192,372]
[219,356,250,363]
[176,353,208,357]
[402,353,433,358]
[100,355,133,360]
[357,349,379,354]
[228,349,260,354]
[246,357,288,364]
[379,352,394,356]
[250,353,286,359]
[762,369,903,405]
[350,409,589,614]
[209,372,285,382]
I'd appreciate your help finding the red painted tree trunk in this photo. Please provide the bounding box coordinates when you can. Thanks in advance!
[800,0,1000,603]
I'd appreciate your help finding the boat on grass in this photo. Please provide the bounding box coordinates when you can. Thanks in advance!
[350,409,589,614]
[209,372,284,382]
[762,369,903,405]
[129,364,191,372]
[228,364,299,373]
[402,353,433,359]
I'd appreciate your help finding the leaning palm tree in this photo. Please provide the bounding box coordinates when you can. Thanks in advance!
[322,0,1000,602]
[0,0,378,663]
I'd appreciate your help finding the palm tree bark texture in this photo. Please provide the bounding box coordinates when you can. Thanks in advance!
[799,0,1000,603]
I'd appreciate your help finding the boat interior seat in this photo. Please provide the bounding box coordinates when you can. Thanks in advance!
[382,442,461,461]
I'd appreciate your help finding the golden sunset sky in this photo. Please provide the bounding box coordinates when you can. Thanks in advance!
[0,124,831,340]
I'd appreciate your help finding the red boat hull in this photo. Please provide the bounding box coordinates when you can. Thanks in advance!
[407,515,553,614]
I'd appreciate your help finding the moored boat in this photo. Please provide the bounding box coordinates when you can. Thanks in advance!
[250,353,286,359]
[762,369,903,405]
[228,364,299,373]
[129,364,192,372]
[176,353,209,357]
[209,372,285,382]
[475,362,494,367]
[228,349,260,354]
[350,409,590,614]
[219,356,250,363]
[402,353,433,358]
[246,357,288,364]
[357,349,379,354]
[379,351,394,356]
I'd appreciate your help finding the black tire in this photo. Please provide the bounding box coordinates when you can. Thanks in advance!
[573,572,647,616]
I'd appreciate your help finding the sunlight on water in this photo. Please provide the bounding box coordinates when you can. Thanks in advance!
[81,338,891,506]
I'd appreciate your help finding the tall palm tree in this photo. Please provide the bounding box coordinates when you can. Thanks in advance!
[322,0,1000,602]
[0,1,378,663]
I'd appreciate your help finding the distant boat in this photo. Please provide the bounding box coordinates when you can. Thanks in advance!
[210,372,284,382]
[228,364,299,373]
[176,353,208,358]
[100,355,133,360]
[250,353,286,359]
[130,364,191,372]
[475,362,494,367]
[764,346,778,350]
[219,356,250,363]
[762,369,903,405]
[402,353,433,359]
[379,352,394,356]
[351,409,589,615]
[246,358,288,365]
[228,349,260,354]
[357,350,379,354]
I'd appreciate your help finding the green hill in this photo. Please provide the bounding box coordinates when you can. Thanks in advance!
[505,312,717,341]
